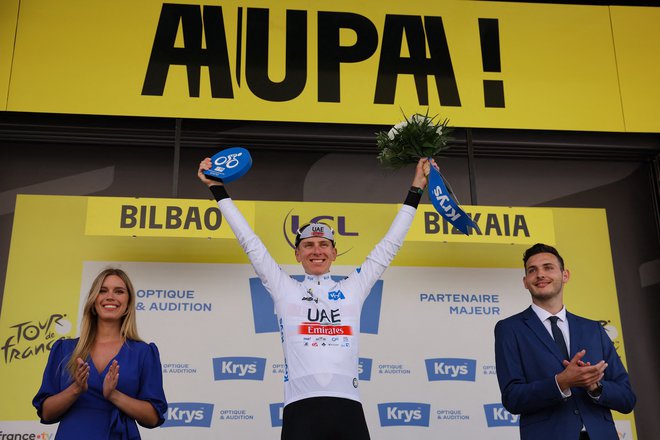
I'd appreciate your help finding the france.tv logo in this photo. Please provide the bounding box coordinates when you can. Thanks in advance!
[425,358,476,381]
[212,357,266,380]
[250,276,383,334]
[378,402,431,427]
[484,403,519,427]
[162,402,214,428]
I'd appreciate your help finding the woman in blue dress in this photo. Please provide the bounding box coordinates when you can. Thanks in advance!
[33,268,168,439]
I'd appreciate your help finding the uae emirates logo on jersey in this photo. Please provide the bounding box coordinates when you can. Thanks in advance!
[298,323,353,336]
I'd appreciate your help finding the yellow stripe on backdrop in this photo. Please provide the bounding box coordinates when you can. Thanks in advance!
[0,195,636,439]
[4,0,659,132]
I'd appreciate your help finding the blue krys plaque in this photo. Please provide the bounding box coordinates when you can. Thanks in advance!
[203,147,252,183]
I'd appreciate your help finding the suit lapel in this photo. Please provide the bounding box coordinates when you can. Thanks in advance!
[521,306,565,363]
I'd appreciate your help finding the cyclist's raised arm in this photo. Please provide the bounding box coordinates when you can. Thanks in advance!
[197,158,293,300]
[350,157,436,293]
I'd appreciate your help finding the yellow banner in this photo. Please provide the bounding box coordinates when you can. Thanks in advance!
[4,0,658,132]
[408,205,555,244]
[85,197,253,238]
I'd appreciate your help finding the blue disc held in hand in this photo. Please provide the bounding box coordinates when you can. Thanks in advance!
[203,147,252,183]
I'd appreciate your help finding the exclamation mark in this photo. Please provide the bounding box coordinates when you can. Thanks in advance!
[478,18,505,108]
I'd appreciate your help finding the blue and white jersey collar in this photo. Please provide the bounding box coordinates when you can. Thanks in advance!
[304,272,334,285]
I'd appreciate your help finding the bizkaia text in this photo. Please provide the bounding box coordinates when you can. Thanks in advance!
[424,211,530,237]
[142,4,464,106]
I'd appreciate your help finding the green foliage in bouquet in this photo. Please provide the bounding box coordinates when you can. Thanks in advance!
[376,112,453,169]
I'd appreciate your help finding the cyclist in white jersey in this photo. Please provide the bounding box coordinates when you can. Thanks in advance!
[198,157,436,440]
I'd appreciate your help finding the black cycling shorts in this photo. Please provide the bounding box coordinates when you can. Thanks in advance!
[281,396,371,440]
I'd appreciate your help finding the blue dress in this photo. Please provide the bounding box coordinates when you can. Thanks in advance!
[33,338,168,439]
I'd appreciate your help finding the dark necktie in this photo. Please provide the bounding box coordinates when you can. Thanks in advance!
[549,316,569,360]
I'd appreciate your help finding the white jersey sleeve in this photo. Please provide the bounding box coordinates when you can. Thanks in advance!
[347,204,417,303]
[217,198,293,301]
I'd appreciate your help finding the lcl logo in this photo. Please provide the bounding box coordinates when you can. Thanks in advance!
[283,211,359,251]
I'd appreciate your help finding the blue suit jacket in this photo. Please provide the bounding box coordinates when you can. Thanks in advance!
[494,307,635,440]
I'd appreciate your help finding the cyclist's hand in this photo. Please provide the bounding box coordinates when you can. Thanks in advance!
[198,158,222,187]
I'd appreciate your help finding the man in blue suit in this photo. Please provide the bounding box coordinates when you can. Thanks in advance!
[495,243,636,440]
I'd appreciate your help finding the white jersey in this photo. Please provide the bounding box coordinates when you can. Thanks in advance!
[218,198,416,406]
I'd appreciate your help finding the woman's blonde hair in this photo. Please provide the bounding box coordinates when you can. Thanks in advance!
[66,268,142,377]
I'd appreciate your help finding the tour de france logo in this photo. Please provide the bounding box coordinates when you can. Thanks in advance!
[2,313,72,364]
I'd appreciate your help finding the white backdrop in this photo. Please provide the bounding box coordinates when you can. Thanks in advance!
[37,261,624,439]
[1,261,634,439]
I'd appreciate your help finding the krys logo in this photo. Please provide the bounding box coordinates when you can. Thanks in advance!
[269,403,284,427]
[212,357,266,380]
[162,403,214,428]
[359,357,373,381]
[483,403,519,427]
[378,402,431,427]
[425,358,476,382]
[2,313,72,364]
[283,210,358,253]
[250,276,382,334]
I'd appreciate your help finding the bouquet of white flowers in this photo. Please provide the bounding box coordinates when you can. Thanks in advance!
[376,112,452,169]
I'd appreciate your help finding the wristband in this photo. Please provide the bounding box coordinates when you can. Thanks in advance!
[404,189,422,208]
[209,185,229,201]
[410,186,424,195]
